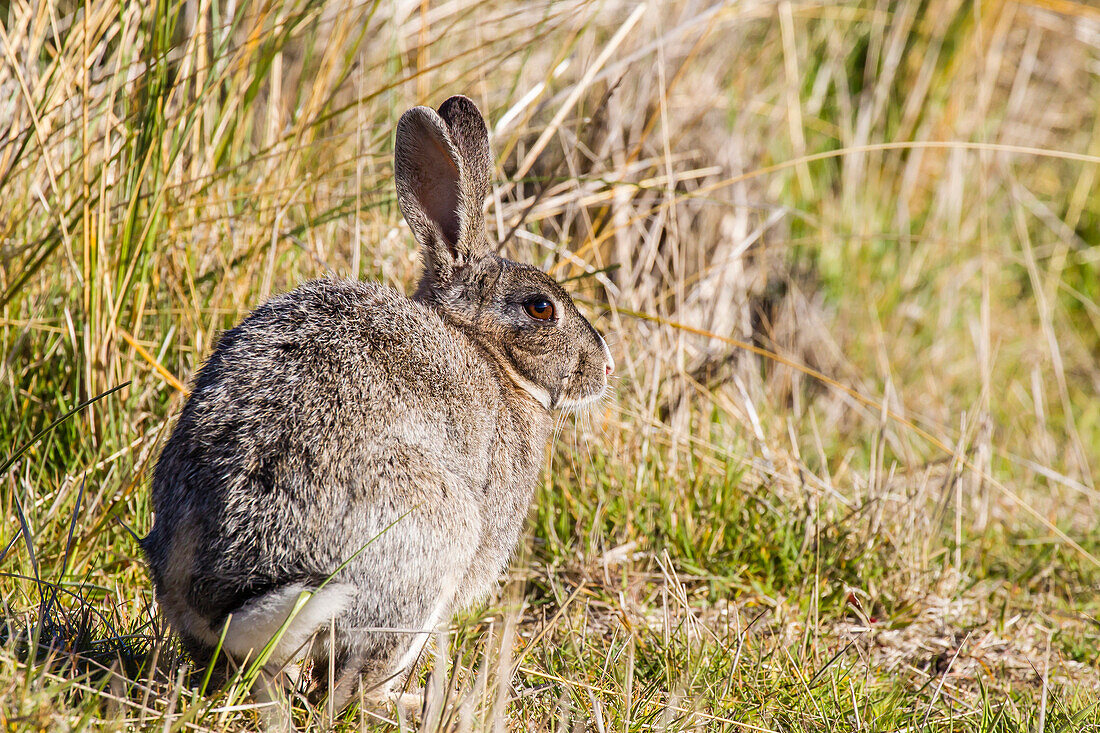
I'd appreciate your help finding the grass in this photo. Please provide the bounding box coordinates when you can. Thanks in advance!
[2,0,1100,729]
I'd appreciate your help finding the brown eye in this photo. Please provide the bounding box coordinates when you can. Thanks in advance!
[524,298,555,321]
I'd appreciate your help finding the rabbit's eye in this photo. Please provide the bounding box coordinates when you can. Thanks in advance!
[523,298,555,321]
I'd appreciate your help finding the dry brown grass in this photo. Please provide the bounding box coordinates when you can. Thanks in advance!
[2,0,1100,729]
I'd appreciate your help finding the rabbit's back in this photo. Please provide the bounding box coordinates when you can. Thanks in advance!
[146,278,504,635]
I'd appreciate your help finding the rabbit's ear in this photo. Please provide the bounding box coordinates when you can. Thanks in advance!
[437,95,491,229]
[395,98,491,286]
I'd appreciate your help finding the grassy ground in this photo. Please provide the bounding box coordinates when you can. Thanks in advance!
[2,0,1100,729]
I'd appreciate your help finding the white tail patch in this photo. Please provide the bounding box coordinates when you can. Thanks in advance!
[222,583,356,667]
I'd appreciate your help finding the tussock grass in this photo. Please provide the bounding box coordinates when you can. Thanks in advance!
[2,0,1100,729]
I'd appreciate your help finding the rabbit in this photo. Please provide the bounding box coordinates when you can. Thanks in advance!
[141,95,614,717]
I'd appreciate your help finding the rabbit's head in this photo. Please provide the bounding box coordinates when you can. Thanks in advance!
[395,96,613,411]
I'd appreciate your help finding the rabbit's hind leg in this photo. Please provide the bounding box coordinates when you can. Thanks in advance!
[304,644,384,723]
[309,455,479,718]
[327,652,426,724]
[306,597,451,722]
[251,666,297,733]
[348,594,456,721]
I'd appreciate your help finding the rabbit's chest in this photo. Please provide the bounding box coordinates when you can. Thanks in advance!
[478,450,539,547]
[453,408,549,607]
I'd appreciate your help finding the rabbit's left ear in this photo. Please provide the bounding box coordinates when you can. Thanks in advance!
[395,96,492,285]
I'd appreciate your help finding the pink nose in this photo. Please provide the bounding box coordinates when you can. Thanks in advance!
[605,363,614,376]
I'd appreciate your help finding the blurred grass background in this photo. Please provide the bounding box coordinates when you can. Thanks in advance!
[2,0,1100,729]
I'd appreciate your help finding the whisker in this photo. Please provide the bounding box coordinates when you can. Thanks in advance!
[568,410,580,478]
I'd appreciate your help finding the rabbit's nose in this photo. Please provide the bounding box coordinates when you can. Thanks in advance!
[599,334,615,376]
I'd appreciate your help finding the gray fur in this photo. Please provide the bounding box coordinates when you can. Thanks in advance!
[142,95,613,711]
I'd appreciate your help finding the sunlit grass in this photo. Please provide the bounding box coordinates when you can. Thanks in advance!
[2,0,1100,729]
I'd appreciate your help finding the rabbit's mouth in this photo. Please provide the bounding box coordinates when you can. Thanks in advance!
[554,383,611,413]
[552,337,614,412]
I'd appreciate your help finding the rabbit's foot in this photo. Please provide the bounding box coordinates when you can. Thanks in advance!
[362,689,426,724]
[251,664,303,732]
